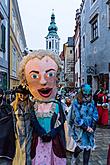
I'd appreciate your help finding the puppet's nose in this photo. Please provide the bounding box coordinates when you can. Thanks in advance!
[40,76,47,85]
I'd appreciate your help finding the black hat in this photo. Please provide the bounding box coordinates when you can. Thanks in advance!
[0,88,3,95]
[15,85,30,95]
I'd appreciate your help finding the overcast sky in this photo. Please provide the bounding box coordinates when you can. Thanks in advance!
[17,0,82,53]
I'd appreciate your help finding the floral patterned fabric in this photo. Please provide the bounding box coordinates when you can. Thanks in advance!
[68,99,98,150]
[32,138,66,165]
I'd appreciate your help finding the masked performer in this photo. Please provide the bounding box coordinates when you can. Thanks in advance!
[19,50,66,165]
[12,85,33,165]
[68,84,98,165]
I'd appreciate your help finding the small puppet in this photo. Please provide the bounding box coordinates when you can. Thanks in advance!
[19,49,66,165]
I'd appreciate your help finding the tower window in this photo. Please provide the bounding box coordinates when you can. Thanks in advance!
[55,41,57,49]
[52,40,54,49]
[46,41,48,49]
[49,41,51,49]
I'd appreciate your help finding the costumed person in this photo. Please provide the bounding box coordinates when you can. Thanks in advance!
[11,85,33,165]
[68,84,98,165]
[64,97,75,154]
[19,49,66,165]
[0,88,15,165]
[96,88,109,126]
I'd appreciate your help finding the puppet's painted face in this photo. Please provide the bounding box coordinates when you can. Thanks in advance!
[25,56,58,101]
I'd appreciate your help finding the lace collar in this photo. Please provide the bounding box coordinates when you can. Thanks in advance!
[34,102,56,118]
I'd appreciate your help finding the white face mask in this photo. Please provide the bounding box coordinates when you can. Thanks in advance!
[83,94,92,103]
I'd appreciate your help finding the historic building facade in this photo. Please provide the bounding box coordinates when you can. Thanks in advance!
[74,9,81,88]
[45,10,60,55]
[10,0,27,89]
[80,0,110,93]
[63,37,75,88]
[0,0,9,90]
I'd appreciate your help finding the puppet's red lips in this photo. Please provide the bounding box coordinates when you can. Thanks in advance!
[38,88,52,97]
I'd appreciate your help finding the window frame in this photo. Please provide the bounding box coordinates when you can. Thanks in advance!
[82,35,85,48]
[89,14,99,42]
[70,50,72,54]
[12,46,17,76]
[107,0,110,28]
[0,12,4,52]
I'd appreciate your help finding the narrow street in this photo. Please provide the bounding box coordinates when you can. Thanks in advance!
[78,127,110,165]
[67,113,110,165]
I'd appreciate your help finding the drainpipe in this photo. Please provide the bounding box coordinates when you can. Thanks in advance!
[7,0,10,89]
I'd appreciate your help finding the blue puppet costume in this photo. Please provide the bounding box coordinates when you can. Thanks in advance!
[68,84,98,165]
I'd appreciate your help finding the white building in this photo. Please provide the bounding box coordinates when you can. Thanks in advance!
[45,10,60,55]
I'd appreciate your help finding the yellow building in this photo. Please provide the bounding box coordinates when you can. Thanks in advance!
[10,0,27,89]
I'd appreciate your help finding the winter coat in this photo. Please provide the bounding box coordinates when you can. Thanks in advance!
[12,100,34,165]
[0,103,15,160]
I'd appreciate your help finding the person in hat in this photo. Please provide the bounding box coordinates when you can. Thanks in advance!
[11,85,34,165]
[68,84,98,165]
[0,88,15,165]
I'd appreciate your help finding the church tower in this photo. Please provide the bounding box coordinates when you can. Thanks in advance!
[45,10,60,55]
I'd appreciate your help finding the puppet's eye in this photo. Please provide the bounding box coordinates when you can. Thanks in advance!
[47,72,55,78]
[31,74,39,79]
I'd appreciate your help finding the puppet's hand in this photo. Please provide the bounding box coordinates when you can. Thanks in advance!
[41,134,52,143]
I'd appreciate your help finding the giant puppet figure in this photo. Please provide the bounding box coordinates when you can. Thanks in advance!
[19,50,66,165]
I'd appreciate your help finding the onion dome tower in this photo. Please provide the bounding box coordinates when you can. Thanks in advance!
[45,10,60,55]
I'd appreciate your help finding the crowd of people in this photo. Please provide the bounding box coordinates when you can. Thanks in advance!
[0,49,110,165]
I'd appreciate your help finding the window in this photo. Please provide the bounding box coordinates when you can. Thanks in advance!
[49,41,51,49]
[90,14,98,42]
[0,12,5,52]
[58,42,59,50]
[87,75,92,87]
[52,40,54,49]
[83,35,85,48]
[0,16,2,51]
[12,46,17,76]
[109,63,110,72]
[55,41,57,49]
[46,41,48,49]
[70,50,72,54]
[1,24,6,52]
[12,9,16,33]
[107,1,110,28]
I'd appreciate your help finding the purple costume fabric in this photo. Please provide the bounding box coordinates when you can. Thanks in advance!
[32,138,66,165]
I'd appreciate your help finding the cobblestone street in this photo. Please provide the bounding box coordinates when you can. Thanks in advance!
[67,120,110,165]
